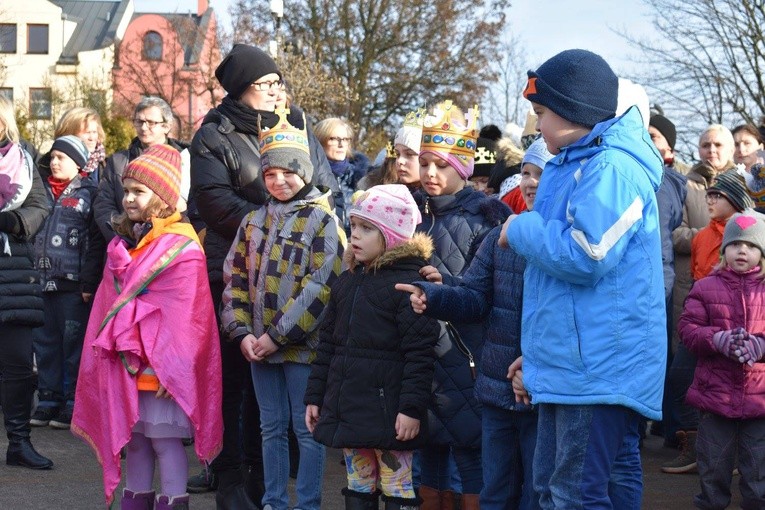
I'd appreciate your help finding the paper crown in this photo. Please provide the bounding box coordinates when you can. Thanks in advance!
[258,108,310,155]
[385,141,396,158]
[474,146,496,165]
[404,107,426,128]
[421,100,480,159]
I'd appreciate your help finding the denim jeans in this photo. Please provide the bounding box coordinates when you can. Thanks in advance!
[420,444,482,494]
[665,343,699,436]
[251,362,325,510]
[481,405,539,510]
[534,404,642,510]
[32,291,89,405]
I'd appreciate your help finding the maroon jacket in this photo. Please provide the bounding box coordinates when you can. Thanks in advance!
[678,267,765,419]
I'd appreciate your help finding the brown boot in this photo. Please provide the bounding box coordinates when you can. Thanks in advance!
[440,490,456,510]
[460,493,480,510]
[419,485,440,510]
[661,430,697,474]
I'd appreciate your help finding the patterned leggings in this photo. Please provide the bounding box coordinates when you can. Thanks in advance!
[343,448,415,498]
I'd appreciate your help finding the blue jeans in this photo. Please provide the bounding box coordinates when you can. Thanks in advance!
[665,343,699,437]
[251,362,325,510]
[481,405,539,510]
[534,404,642,510]
[32,291,89,405]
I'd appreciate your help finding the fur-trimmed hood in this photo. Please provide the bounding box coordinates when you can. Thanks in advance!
[496,136,525,167]
[345,232,433,272]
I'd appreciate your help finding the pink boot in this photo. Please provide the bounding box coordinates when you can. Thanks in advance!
[121,488,155,510]
[155,493,190,510]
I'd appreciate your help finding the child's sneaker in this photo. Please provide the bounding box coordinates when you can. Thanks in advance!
[30,405,59,427]
[49,405,73,429]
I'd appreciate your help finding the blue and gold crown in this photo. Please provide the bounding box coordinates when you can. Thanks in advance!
[258,108,310,155]
[421,101,480,158]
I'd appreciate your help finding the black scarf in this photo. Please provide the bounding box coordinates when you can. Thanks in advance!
[216,96,305,136]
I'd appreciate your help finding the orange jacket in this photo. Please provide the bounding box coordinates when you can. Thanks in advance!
[691,218,728,280]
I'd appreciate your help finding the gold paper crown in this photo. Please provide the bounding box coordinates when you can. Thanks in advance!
[258,108,310,155]
[385,141,396,159]
[474,146,496,165]
[421,100,480,159]
[403,108,426,128]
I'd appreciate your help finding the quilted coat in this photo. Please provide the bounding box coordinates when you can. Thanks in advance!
[678,267,765,419]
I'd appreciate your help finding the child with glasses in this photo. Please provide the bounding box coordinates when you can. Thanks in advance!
[691,171,754,281]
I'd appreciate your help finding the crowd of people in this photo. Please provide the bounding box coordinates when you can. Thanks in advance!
[2,41,765,510]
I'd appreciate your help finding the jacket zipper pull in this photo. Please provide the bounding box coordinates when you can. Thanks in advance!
[379,388,385,408]
[424,198,430,216]
[469,355,476,380]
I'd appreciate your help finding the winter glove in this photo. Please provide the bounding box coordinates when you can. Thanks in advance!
[712,329,744,362]
[735,334,765,366]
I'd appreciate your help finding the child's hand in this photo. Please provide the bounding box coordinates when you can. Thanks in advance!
[419,265,442,284]
[737,334,765,366]
[240,334,259,362]
[394,284,428,314]
[253,333,279,359]
[498,215,518,248]
[507,356,531,405]
[156,384,172,399]
[305,404,320,433]
[82,292,93,303]
[395,413,420,441]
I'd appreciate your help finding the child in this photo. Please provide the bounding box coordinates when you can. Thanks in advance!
[304,184,440,510]
[72,144,223,509]
[31,135,96,430]
[397,137,552,509]
[416,100,511,508]
[394,108,424,193]
[691,170,753,280]
[502,49,665,508]
[678,212,765,509]
[220,108,345,510]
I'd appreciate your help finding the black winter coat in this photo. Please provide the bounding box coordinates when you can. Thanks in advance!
[414,186,510,448]
[304,234,440,450]
[189,107,339,286]
[0,145,50,326]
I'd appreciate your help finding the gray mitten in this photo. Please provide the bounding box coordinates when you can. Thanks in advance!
[712,329,740,362]
[737,334,765,366]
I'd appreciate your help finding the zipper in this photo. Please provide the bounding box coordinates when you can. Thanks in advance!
[424,198,435,236]
[379,387,390,423]
[445,321,476,379]
[333,275,362,446]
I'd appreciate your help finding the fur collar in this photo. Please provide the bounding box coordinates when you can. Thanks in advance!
[345,232,434,272]
[496,136,525,166]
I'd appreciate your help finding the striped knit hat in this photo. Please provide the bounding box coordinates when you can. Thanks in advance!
[123,144,181,207]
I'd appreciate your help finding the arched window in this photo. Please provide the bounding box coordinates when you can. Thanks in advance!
[143,31,162,61]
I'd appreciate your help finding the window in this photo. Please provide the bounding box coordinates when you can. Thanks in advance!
[0,88,12,103]
[142,31,162,61]
[29,88,52,119]
[0,24,16,53]
[27,24,48,54]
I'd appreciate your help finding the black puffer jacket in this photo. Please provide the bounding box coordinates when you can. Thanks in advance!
[414,186,510,448]
[304,234,440,450]
[93,137,189,241]
[190,107,339,286]
[0,145,50,326]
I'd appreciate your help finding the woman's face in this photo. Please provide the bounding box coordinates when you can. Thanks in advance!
[133,106,170,147]
[323,125,351,162]
[699,130,734,172]
[238,72,282,112]
[77,119,100,152]
[418,152,465,196]
[734,131,763,169]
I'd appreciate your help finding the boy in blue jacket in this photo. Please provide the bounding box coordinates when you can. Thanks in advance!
[500,50,666,509]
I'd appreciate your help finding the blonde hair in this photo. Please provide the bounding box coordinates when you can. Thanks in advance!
[314,117,354,153]
[699,124,735,168]
[0,96,20,143]
[715,251,765,279]
[112,193,176,239]
[55,107,106,143]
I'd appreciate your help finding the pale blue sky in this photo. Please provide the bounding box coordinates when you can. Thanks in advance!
[134,0,658,75]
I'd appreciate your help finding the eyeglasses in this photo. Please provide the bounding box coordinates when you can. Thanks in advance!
[327,136,352,145]
[251,79,285,92]
[133,118,165,129]
[706,191,724,202]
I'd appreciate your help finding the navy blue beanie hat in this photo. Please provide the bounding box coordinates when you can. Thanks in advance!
[523,49,618,128]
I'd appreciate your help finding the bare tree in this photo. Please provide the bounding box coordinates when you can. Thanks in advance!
[483,31,531,129]
[624,0,765,157]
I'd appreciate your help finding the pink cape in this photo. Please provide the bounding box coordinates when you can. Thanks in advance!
[72,233,223,505]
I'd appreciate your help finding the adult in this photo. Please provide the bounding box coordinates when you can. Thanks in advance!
[189,43,338,509]
[0,96,53,470]
[665,124,737,474]
[313,117,370,229]
[732,124,765,209]
[93,97,188,242]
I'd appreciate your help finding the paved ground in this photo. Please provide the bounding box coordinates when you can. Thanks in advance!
[0,424,743,509]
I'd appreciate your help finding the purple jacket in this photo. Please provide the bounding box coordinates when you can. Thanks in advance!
[678,268,765,419]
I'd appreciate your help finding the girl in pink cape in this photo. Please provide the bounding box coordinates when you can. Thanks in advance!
[72,144,223,509]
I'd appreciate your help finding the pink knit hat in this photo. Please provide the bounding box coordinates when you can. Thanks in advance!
[350,184,422,249]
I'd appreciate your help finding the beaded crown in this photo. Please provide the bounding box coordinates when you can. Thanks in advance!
[421,101,480,158]
[258,108,310,155]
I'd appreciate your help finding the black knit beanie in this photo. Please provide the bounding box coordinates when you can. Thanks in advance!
[523,49,618,128]
[215,44,281,100]
[649,114,677,150]
[709,171,754,212]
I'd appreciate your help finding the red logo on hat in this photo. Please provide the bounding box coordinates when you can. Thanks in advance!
[523,77,537,98]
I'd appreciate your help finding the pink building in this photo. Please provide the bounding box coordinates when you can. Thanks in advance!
[112,0,222,139]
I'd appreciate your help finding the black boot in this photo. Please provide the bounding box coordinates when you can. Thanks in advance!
[343,488,380,510]
[381,493,420,510]
[3,376,53,469]
[243,464,265,509]
[215,468,261,510]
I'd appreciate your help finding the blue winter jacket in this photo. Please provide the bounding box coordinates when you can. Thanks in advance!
[506,107,666,420]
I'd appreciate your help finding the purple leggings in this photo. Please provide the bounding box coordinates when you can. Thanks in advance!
[126,432,188,496]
